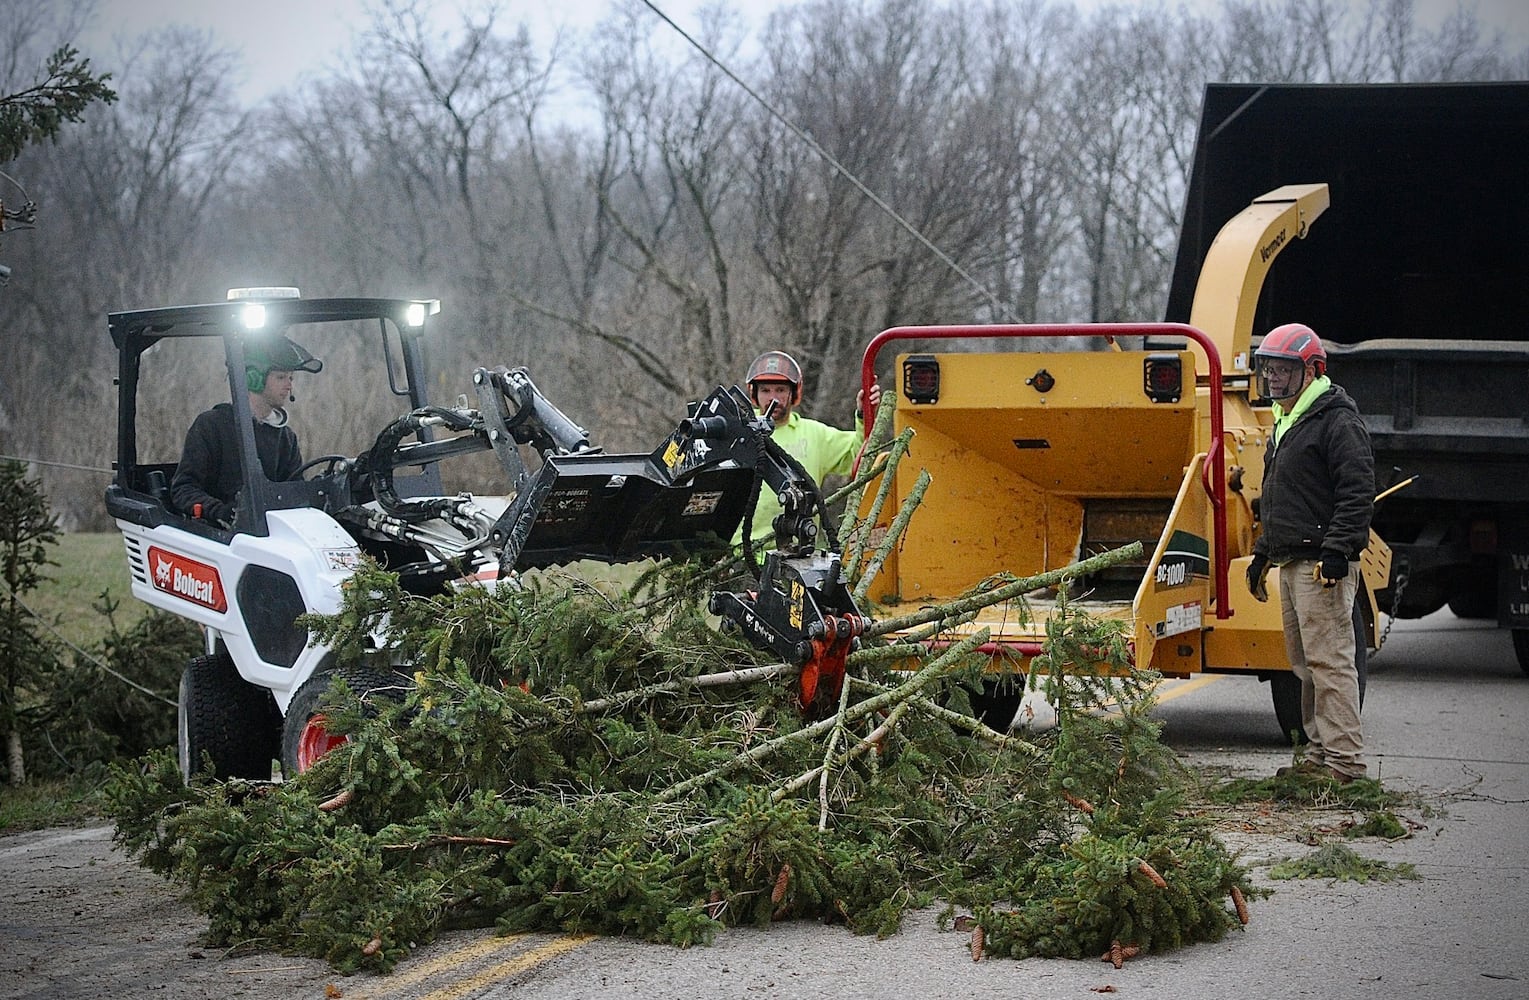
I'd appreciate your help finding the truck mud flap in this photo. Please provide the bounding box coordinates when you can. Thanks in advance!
[1502,521,1529,628]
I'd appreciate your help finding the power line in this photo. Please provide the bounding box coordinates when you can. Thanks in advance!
[637,0,1013,322]
[0,454,113,474]
[8,589,178,708]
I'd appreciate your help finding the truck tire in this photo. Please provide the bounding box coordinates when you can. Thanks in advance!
[178,652,282,782]
[1269,672,1305,746]
[1514,630,1529,678]
[280,666,408,777]
[1446,577,1496,620]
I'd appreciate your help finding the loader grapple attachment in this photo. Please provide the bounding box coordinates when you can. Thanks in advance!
[491,453,756,570]
[709,551,870,714]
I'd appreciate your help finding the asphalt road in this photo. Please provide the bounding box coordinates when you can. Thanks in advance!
[3,610,1525,1000]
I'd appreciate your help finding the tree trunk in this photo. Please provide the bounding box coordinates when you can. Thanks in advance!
[6,728,23,785]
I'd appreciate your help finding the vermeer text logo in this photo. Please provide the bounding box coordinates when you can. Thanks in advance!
[1259,228,1287,263]
[148,546,228,613]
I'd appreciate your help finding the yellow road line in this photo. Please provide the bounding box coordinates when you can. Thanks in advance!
[1095,672,1223,716]
[352,934,528,1000]
[416,934,593,1000]
[1152,673,1223,704]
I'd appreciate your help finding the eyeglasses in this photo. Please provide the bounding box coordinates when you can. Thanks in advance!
[1258,359,1303,378]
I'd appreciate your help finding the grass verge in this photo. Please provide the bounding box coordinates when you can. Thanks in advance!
[28,532,142,651]
[0,778,103,834]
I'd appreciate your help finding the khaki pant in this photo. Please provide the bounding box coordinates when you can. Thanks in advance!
[1279,558,1365,778]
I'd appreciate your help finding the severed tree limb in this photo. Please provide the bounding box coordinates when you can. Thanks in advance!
[656,628,991,803]
[844,675,1041,755]
[853,467,931,603]
[826,405,900,513]
[843,428,916,579]
[572,663,794,716]
[865,543,1143,639]
[778,699,913,809]
[817,673,856,830]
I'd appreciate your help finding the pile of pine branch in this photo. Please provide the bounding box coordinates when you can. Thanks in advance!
[103,419,1261,972]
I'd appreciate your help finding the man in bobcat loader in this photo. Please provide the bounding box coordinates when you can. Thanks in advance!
[734,350,880,548]
[1246,323,1374,783]
[170,334,323,527]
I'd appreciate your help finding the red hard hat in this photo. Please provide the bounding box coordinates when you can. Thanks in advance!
[1254,323,1326,368]
[745,351,803,402]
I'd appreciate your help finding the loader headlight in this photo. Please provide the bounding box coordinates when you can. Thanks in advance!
[1143,354,1183,403]
[239,303,268,330]
[403,299,439,328]
[903,355,940,404]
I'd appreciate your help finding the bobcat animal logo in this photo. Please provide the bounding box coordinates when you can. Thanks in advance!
[155,554,173,587]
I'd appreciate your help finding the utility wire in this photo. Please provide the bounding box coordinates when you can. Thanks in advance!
[637,0,1013,322]
[7,588,178,707]
[0,454,113,474]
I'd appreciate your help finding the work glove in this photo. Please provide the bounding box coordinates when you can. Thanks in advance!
[1246,554,1270,602]
[201,500,235,529]
[1315,551,1348,588]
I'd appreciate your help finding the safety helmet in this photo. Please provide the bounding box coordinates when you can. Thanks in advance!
[245,335,323,392]
[1253,323,1325,401]
[745,350,803,404]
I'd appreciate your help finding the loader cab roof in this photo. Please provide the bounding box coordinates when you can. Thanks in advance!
[106,293,444,539]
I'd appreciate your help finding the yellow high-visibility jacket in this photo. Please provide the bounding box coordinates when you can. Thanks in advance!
[733,410,864,548]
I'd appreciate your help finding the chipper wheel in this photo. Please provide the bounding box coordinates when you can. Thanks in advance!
[178,652,282,782]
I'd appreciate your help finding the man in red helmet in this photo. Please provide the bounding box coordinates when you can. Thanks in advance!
[734,350,880,548]
[1246,323,1374,783]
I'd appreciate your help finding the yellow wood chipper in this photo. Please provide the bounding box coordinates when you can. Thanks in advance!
[855,184,1390,739]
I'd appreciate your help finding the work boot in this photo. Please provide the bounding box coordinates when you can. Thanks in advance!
[1275,760,1323,778]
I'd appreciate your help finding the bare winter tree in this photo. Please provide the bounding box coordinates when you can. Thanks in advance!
[6,0,1529,522]
[746,0,1018,420]
[945,0,1081,325]
[4,25,242,528]
[527,4,766,440]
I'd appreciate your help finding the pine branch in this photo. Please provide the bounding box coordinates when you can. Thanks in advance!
[844,428,916,576]
[817,671,856,829]
[572,663,794,716]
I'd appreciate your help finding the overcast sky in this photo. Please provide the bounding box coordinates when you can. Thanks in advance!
[82,0,1529,111]
[82,0,744,108]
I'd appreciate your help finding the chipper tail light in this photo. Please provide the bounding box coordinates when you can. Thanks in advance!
[903,355,940,404]
[1143,353,1183,403]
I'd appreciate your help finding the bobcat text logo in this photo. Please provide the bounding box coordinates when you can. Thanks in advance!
[147,546,228,613]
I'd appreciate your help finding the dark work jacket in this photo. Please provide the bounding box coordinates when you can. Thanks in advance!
[1253,384,1374,564]
[170,403,303,523]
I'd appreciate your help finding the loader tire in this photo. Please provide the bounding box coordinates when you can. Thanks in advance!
[178,652,282,782]
[281,666,409,777]
[1514,630,1529,677]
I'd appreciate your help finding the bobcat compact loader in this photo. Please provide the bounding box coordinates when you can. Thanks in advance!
[106,289,866,780]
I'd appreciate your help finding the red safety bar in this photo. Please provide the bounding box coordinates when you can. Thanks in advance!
[860,324,1231,621]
